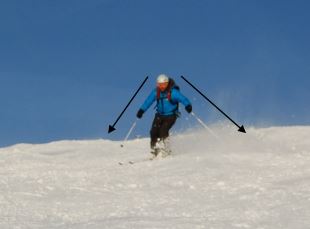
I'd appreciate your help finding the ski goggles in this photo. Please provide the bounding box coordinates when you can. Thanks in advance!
[157,82,169,90]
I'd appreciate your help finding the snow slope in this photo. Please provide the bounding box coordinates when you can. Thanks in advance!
[0,126,310,229]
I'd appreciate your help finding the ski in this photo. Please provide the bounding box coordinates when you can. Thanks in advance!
[118,150,172,166]
[118,156,155,166]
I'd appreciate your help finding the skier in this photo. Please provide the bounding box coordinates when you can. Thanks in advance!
[136,74,192,156]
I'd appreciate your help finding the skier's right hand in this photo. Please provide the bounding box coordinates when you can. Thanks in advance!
[136,109,144,119]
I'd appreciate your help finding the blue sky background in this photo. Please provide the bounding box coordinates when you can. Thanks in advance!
[0,0,309,147]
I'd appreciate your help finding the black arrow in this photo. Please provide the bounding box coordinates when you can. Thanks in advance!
[181,76,246,133]
[108,76,148,133]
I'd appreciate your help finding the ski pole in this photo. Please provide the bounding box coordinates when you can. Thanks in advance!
[191,112,220,140]
[120,119,138,147]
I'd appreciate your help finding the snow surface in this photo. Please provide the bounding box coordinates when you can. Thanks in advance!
[1,125,310,229]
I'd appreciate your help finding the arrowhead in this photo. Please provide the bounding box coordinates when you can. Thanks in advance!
[108,125,116,133]
[238,125,246,133]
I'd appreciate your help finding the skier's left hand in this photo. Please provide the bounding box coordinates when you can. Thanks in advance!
[185,104,192,113]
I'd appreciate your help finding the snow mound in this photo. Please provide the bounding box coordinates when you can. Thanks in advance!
[0,126,310,229]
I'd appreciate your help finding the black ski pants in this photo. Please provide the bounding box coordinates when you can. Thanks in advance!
[150,113,177,148]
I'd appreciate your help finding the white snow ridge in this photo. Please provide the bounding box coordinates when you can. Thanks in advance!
[1,126,310,229]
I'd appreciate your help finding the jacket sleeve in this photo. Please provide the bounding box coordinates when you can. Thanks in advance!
[172,89,191,107]
[140,89,156,112]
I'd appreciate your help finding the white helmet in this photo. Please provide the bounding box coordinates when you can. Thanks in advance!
[157,74,169,84]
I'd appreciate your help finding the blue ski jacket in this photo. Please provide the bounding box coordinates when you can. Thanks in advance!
[140,88,191,116]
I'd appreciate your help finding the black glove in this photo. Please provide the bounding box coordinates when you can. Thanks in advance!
[136,109,144,119]
[185,104,192,113]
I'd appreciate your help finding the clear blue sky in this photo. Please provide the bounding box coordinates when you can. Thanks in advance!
[0,0,309,147]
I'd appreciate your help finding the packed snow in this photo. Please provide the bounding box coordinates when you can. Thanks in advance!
[0,125,310,229]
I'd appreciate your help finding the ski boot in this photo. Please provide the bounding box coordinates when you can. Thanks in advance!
[155,139,172,158]
[150,147,159,157]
